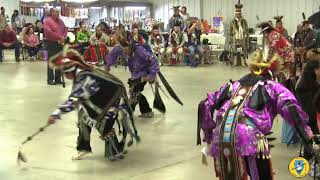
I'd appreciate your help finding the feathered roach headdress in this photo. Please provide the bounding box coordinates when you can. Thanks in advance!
[235,0,243,13]
[49,45,92,72]
[274,15,284,23]
[302,12,311,26]
[248,49,282,75]
[173,6,181,12]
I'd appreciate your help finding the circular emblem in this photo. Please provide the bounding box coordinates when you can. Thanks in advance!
[238,88,247,95]
[288,157,310,178]
[223,148,231,157]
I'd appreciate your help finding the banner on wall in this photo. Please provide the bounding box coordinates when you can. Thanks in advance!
[72,8,88,19]
[211,16,223,33]
[212,16,222,28]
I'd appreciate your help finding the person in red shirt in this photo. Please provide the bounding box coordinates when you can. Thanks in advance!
[44,7,68,85]
[23,26,40,60]
[0,24,20,62]
[274,16,289,40]
[257,22,295,78]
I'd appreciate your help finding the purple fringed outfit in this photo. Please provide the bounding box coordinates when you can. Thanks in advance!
[106,45,159,80]
[198,74,313,180]
[106,45,160,115]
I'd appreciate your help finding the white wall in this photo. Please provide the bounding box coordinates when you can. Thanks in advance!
[151,0,200,27]
[0,0,20,18]
[203,0,320,36]
[151,0,320,35]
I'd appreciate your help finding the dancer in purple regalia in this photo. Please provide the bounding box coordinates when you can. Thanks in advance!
[106,37,160,118]
[197,49,318,180]
[47,47,140,161]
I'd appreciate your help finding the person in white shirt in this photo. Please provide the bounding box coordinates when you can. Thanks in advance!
[11,10,24,33]
[0,7,9,32]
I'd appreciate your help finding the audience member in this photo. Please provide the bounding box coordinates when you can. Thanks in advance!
[167,6,184,31]
[89,25,110,45]
[186,20,204,67]
[44,7,68,85]
[296,60,320,160]
[149,24,165,63]
[76,25,90,43]
[167,22,185,64]
[293,24,304,47]
[181,6,190,29]
[11,10,23,33]
[0,7,8,32]
[302,20,317,51]
[76,25,91,54]
[0,24,20,62]
[34,20,44,34]
[23,26,40,60]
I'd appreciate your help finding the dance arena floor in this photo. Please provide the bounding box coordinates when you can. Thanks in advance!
[0,54,312,180]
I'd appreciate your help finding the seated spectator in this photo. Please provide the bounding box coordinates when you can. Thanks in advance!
[76,25,90,43]
[85,25,109,66]
[76,25,91,54]
[166,22,185,64]
[89,25,110,46]
[0,25,20,62]
[19,23,34,42]
[99,19,111,35]
[23,26,40,60]
[34,20,44,35]
[149,24,165,62]
[186,20,204,67]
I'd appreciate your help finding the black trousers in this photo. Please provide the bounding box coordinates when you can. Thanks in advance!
[25,45,40,57]
[44,41,63,83]
[130,81,152,114]
[245,156,273,180]
[77,124,92,152]
[77,109,117,152]
[77,109,92,152]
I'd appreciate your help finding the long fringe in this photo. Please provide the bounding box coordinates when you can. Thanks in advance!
[108,139,115,160]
